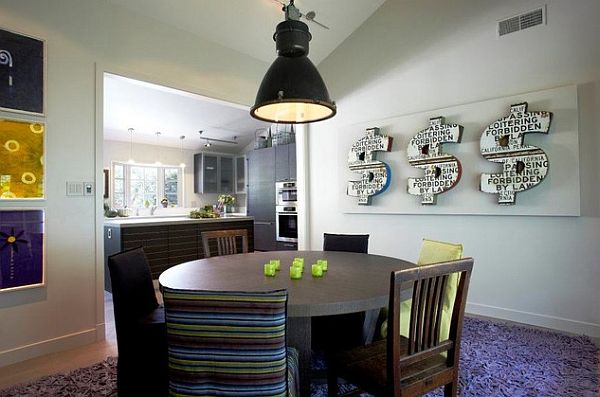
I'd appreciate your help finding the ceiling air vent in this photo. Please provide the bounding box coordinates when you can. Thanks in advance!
[498,6,546,37]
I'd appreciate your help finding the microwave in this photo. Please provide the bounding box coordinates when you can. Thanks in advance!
[276,181,297,206]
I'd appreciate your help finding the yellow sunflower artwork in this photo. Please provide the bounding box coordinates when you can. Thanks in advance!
[0,119,44,199]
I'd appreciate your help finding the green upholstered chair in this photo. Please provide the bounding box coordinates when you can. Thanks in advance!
[162,287,300,397]
[380,239,463,341]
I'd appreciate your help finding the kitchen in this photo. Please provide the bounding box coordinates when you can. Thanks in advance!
[102,73,299,287]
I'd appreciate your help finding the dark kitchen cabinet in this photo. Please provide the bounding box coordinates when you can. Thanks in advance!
[194,153,235,194]
[203,155,219,193]
[247,146,275,183]
[275,143,296,182]
[254,221,277,251]
[103,219,254,291]
[247,147,278,251]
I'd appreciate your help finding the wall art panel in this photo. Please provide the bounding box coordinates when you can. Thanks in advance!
[337,85,579,216]
[479,102,552,205]
[0,118,45,199]
[0,28,45,115]
[347,127,393,205]
[0,209,44,292]
[407,117,463,205]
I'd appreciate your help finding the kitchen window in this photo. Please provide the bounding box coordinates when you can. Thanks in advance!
[112,162,183,208]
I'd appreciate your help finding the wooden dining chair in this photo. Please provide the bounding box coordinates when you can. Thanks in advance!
[162,287,300,397]
[107,246,168,396]
[327,258,473,397]
[201,228,248,258]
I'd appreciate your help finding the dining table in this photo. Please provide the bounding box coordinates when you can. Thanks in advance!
[158,250,416,397]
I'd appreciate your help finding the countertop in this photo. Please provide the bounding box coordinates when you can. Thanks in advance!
[104,214,253,228]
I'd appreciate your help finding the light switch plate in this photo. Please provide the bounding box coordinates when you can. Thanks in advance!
[83,182,94,196]
[66,181,83,196]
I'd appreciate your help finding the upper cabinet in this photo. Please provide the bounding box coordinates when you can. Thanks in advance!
[235,155,246,194]
[193,153,235,194]
[275,143,296,182]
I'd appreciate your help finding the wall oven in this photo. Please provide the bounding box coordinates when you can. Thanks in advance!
[276,205,298,243]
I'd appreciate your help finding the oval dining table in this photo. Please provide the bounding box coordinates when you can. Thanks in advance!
[159,250,416,397]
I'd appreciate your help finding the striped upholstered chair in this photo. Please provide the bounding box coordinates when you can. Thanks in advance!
[162,287,300,397]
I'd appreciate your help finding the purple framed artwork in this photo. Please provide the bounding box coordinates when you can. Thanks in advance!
[0,28,45,115]
[0,209,44,292]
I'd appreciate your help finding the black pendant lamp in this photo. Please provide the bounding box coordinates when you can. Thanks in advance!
[250,0,336,124]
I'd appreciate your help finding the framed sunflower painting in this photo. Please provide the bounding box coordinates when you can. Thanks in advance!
[0,209,44,292]
[0,118,45,200]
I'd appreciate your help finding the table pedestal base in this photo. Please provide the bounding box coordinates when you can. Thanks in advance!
[288,316,312,397]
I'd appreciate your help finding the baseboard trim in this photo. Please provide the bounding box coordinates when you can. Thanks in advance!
[466,302,600,338]
[0,328,97,368]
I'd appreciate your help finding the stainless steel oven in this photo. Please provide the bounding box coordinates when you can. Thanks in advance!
[276,205,298,243]
[276,181,297,207]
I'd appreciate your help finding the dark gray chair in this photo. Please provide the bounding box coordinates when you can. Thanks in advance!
[313,233,372,353]
[108,246,168,396]
[323,233,369,254]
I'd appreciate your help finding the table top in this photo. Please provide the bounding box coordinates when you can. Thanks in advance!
[159,250,416,317]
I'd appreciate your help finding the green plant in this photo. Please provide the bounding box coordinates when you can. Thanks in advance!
[217,194,235,206]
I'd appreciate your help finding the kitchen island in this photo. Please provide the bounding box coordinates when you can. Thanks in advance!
[104,215,253,291]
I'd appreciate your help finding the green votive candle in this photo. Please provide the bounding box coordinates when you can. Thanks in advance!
[270,259,281,271]
[290,266,302,279]
[264,263,276,277]
[292,260,304,272]
[311,264,323,277]
[318,259,328,271]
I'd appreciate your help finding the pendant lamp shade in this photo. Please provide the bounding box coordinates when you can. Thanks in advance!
[251,19,336,124]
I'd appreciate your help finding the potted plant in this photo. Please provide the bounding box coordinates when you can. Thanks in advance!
[217,194,235,214]
[160,197,169,208]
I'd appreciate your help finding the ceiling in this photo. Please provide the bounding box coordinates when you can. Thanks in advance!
[103,1,386,152]
[103,73,271,152]
[106,0,386,65]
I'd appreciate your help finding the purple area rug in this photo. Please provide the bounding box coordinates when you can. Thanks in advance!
[311,317,600,397]
[1,318,598,397]
[0,356,117,397]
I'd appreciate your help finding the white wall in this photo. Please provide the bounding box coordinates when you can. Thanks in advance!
[103,140,242,211]
[0,0,268,366]
[308,0,600,336]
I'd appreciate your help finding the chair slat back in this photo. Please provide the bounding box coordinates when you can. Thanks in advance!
[387,258,473,390]
[202,229,248,258]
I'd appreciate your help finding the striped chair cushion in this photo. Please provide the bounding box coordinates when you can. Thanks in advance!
[162,287,298,397]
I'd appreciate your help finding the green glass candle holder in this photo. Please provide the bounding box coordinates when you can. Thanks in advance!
[270,259,281,271]
[264,263,276,277]
[289,266,302,279]
[311,264,323,277]
[318,259,328,271]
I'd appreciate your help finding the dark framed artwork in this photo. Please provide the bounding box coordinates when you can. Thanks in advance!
[0,118,45,199]
[0,28,45,115]
[0,209,45,292]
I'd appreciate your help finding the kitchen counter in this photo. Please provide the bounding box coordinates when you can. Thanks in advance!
[103,214,254,291]
[104,214,253,228]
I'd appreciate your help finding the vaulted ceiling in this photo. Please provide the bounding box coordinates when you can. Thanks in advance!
[103,0,386,151]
